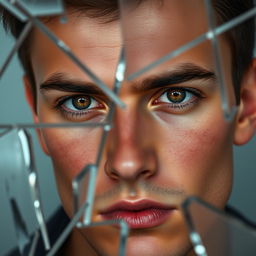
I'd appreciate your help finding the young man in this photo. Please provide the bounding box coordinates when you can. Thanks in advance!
[1,0,256,255]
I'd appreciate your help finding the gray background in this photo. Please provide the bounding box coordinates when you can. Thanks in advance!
[0,23,256,255]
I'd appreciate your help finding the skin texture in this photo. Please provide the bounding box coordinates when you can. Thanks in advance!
[23,1,256,255]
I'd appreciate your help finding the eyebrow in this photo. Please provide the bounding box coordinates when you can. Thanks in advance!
[39,63,216,95]
[40,73,104,95]
[136,63,216,92]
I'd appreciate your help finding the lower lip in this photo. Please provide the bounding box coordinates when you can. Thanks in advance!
[101,208,173,229]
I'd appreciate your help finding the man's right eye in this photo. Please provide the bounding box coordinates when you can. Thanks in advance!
[56,95,106,122]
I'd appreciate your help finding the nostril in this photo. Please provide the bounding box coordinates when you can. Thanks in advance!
[108,168,120,180]
[139,169,154,179]
[104,148,157,181]
[141,170,148,175]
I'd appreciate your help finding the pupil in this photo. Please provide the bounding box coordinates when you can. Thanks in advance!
[72,96,91,110]
[168,90,185,103]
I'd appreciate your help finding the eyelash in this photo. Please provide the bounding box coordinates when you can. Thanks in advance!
[55,95,105,120]
[152,87,204,112]
[54,87,204,121]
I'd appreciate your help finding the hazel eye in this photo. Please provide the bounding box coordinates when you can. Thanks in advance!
[166,89,186,103]
[55,94,107,122]
[152,87,203,114]
[71,96,91,110]
[157,88,195,105]
[62,95,98,111]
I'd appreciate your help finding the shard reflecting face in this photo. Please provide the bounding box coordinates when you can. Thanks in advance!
[26,1,236,255]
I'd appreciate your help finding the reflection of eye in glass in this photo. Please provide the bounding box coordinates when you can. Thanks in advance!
[152,87,204,113]
[56,95,106,121]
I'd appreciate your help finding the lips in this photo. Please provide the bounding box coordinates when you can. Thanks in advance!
[100,199,175,229]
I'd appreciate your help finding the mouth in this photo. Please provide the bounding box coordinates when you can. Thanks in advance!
[99,199,176,229]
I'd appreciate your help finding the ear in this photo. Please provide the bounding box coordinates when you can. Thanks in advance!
[234,59,256,145]
[23,75,50,155]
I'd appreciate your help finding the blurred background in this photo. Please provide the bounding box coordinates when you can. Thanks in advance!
[1,19,256,255]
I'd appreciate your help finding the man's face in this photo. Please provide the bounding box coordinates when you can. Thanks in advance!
[27,1,237,255]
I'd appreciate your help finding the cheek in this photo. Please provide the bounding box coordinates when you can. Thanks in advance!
[155,112,234,207]
[44,129,101,173]
[40,128,102,214]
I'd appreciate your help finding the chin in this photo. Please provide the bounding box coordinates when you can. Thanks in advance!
[125,233,193,256]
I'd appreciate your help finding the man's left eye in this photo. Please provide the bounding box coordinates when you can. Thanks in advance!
[158,88,195,104]
[163,88,191,103]
[152,87,203,112]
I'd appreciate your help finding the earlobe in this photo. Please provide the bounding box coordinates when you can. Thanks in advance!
[23,75,50,155]
[234,59,256,145]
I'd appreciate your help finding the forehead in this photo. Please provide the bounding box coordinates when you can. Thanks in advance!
[29,1,225,87]
[30,13,121,86]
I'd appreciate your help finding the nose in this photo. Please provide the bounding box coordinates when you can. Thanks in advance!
[104,106,157,182]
